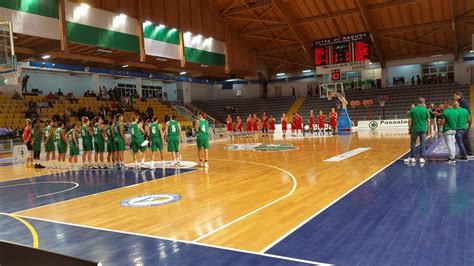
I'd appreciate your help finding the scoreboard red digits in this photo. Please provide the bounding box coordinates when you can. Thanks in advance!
[313,32,370,66]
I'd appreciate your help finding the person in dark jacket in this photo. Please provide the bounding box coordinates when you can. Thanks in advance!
[454,91,472,156]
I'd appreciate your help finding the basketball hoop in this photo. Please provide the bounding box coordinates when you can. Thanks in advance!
[327,91,333,100]
[2,66,21,85]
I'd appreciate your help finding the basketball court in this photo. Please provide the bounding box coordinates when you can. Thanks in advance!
[1,130,473,265]
[1,0,474,265]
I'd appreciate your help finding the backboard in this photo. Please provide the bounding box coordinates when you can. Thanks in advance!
[0,22,15,74]
[319,82,345,100]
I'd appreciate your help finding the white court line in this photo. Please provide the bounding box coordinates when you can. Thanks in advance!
[260,149,409,253]
[192,159,297,242]
[0,181,79,198]
[324,147,371,162]
[0,212,330,265]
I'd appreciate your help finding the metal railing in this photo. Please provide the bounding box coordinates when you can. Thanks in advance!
[0,138,23,153]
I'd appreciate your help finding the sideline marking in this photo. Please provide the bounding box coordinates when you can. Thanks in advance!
[0,212,329,265]
[0,181,79,198]
[0,213,39,248]
[192,158,297,242]
[261,150,408,253]
[324,147,371,162]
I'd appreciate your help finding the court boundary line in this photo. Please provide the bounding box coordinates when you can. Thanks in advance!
[0,213,39,248]
[192,158,297,243]
[260,149,409,253]
[12,169,197,215]
[0,212,330,265]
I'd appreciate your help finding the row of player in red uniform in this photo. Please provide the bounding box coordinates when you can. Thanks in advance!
[225,108,338,133]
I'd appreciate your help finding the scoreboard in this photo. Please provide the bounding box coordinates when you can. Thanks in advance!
[314,32,370,66]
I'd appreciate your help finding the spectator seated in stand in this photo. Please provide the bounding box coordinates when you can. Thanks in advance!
[225,105,236,113]
[66,92,78,104]
[53,113,61,122]
[0,126,15,139]
[12,91,22,100]
[145,106,154,120]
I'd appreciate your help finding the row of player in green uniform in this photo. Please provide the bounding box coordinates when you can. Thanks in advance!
[30,112,211,169]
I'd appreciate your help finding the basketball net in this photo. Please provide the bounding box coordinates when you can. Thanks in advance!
[327,91,333,100]
[2,66,21,85]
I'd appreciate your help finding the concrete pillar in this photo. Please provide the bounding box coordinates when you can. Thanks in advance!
[92,73,100,94]
[135,77,142,98]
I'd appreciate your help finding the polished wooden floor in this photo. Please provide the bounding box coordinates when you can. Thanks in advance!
[3,131,410,252]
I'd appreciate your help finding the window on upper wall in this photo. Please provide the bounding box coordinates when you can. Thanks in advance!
[142,85,163,99]
[421,61,454,84]
[117,83,137,97]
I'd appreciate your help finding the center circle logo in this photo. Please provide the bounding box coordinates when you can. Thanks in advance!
[368,121,378,130]
[120,193,181,208]
[225,143,298,152]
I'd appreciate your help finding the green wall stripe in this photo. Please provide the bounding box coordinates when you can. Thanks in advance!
[143,25,180,45]
[184,47,226,66]
[0,0,59,19]
[67,21,139,53]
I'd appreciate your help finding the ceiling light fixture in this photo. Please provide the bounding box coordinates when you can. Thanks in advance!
[42,55,51,59]
[276,73,285,76]
[179,71,187,75]
[122,64,129,68]
[97,48,112,54]
[302,69,311,73]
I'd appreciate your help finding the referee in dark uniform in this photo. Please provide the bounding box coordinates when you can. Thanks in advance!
[454,91,472,156]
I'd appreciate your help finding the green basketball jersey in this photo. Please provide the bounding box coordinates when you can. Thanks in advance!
[44,125,54,143]
[106,125,114,142]
[55,128,65,145]
[93,123,103,141]
[81,124,91,140]
[114,121,122,139]
[149,122,161,139]
[129,122,144,141]
[197,119,209,138]
[68,129,77,146]
[32,126,42,142]
[167,121,179,138]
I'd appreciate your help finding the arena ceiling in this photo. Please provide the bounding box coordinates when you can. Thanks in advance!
[13,0,474,78]
[215,0,474,72]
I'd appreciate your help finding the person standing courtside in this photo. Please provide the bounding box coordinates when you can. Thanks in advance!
[43,119,56,168]
[454,91,472,156]
[404,97,430,164]
[453,101,470,161]
[439,101,458,164]
[165,114,182,167]
[196,112,210,168]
